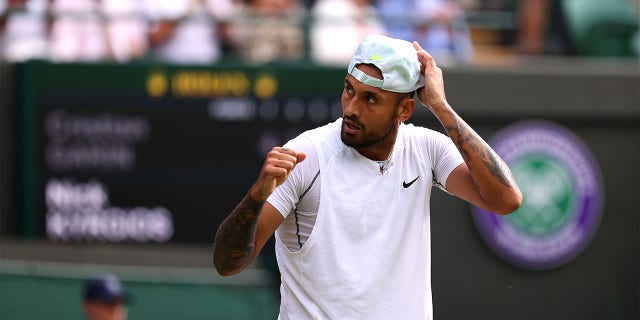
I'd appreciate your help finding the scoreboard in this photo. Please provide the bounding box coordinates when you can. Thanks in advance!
[16,61,345,243]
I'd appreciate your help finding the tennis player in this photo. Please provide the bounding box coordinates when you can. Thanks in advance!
[213,34,522,319]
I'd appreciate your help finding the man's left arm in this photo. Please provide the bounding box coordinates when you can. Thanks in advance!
[413,42,523,215]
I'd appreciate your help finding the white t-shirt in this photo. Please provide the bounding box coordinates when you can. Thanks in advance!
[267,118,463,319]
[310,0,386,66]
[143,0,235,64]
[49,0,109,62]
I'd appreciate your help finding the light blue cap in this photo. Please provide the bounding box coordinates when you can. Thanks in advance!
[348,34,425,93]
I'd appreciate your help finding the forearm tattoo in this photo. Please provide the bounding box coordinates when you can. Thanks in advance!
[213,193,264,274]
[445,116,516,188]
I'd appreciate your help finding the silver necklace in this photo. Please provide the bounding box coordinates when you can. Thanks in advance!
[376,150,393,175]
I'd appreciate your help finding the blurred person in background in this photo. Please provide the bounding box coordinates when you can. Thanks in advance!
[516,0,574,56]
[4,0,149,62]
[1,0,49,62]
[228,0,305,64]
[516,0,550,55]
[310,0,386,66]
[100,0,148,63]
[375,0,473,65]
[82,274,130,320]
[48,0,109,62]
[143,0,235,65]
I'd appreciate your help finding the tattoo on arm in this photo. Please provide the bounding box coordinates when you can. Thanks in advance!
[213,193,264,275]
[477,145,514,187]
[446,117,515,188]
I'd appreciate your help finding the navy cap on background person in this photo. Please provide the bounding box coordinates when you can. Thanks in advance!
[82,274,129,320]
[83,274,129,303]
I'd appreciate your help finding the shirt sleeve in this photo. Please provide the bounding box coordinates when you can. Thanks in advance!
[266,136,319,219]
[407,123,463,192]
[430,129,464,192]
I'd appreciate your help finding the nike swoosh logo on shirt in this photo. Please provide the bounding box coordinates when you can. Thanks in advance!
[403,176,420,188]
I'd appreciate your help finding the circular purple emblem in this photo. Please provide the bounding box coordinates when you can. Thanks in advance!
[471,120,604,270]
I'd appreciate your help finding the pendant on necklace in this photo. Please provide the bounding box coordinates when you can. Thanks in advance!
[378,161,386,175]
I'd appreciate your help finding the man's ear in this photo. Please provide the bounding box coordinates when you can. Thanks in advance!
[397,97,415,123]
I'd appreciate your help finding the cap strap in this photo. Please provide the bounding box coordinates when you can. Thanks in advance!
[349,66,383,88]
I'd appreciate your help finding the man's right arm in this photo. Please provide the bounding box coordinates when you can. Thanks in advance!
[213,192,264,276]
[213,147,305,276]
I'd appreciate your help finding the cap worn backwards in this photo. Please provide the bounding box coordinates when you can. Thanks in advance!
[348,34,425,93]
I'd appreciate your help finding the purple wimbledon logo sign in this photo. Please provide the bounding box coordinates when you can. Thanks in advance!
[471,120,604,270]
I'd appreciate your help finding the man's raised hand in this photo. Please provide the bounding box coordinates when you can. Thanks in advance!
[413,41,448,112]
[250,147,306,201]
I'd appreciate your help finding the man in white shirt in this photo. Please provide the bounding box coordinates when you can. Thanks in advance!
[310,0,386,66]
[2,0,49,62]
[144,0,234,65]
[213,34,522,319]
[49,0,109,62]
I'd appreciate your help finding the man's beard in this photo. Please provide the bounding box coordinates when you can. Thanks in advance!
[340,115,398,149]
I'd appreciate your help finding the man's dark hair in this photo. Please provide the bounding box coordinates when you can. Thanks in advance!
[396,90,416,104]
